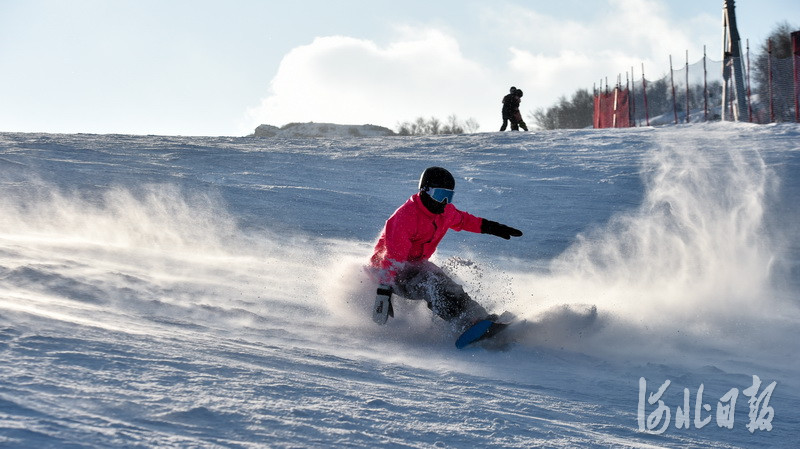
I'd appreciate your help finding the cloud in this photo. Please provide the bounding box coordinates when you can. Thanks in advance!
[244,0,719,133]
[485,0,715,59]
[484,0,717,112]
[245,28,495,132]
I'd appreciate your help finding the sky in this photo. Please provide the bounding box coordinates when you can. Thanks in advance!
[1,0,797,136]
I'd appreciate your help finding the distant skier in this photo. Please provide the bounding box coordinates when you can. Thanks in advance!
[500,87,529,132]
[512,89,529,131]
[500,86,519,131]
[369,166,522,332]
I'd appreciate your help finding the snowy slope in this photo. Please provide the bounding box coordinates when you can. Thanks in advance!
[0,123,798,448]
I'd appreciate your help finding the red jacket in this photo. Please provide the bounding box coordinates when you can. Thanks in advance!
[370,193,484,283]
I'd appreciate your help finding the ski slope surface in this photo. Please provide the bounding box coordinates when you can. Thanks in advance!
[1,123,798,448]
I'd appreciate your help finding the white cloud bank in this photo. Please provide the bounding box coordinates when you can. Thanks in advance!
[244,0,717,133]
[245,28,495,132]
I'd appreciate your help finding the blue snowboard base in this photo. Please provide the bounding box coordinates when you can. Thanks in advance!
[455,319,510,349]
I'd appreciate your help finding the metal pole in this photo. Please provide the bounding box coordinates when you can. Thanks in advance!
[612,74,622,128]
[670,55,678,124]
[768,38,774,122]
[703,45,709,121]
[793,31,800,123]
[746,39,753,122]
[642,63,650,126]
[685,50,690,123]
[721,5,730,120]
[722,0,748,120]
[630,66,636,126]
[593,82,597,128]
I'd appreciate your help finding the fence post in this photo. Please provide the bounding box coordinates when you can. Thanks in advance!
[611,75,622,128]
[593,83,597,128]
[624,72,629,127]
[768,38,774,123]
[630,67,637,126]
[793,30,800,123]
[746,39,753,122]
[703,45,708,121]
[685,50,690,123]
[641,63,650,126]
[670,55,678,124]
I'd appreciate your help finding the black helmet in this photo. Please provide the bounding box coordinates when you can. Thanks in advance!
[510,86,517,93]
[419,167,455,206]
[419,166,455,190]
[515,89,523,97]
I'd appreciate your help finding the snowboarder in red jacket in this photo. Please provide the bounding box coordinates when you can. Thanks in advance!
[370,167,522,331]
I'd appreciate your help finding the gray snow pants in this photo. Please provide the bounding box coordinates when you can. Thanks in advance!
[393,261,488,331]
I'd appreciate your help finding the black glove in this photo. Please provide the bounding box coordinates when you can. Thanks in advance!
[481,219,523,240]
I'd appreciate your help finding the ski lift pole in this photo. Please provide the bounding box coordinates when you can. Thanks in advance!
[722,0,748,120]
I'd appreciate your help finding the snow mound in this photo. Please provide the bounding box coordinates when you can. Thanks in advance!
[252,122,395,138]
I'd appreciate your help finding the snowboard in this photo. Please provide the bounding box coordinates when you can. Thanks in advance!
[455,319,510,349]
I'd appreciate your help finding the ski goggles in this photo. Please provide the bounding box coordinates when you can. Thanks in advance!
[424,187,455,204]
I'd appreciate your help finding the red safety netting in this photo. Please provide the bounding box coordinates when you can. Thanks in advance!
[595,29,800,127]
[593,88,630,128]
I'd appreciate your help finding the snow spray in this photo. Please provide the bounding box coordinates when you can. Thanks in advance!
[514,137,798,366]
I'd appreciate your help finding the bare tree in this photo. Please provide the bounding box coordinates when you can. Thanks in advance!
[531,88,593,130]
[396,115,479,135]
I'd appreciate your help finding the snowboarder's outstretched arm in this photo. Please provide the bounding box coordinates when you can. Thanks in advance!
[480,219,523,240]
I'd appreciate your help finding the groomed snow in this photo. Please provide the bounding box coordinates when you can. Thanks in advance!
[0,123,798,448]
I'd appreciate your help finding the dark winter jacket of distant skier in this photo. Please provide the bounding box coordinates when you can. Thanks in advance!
[500,90,520,131]
[500,88,528,131]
